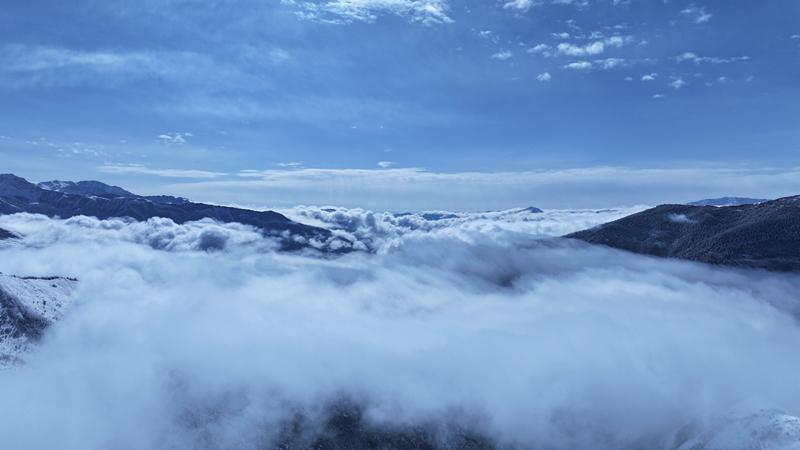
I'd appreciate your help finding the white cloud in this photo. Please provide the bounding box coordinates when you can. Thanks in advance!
[676,52,750,64]
[557,41,605,57]
[277,204,643,248]
[669,77,687,89]
[603,36,628,47]
[502,0,592,12]
[641,73,658,81]
[595,57,625,69]
[98,164,227,179]
[490,50,513,60]
[156,132,192,145]
[377,161,395,168]
[288,0,453,25]
[681,4,712,23]
[527,43,550,56]
[556,36,631,59]
[652,93,665,99]
[563,61,593,70]
[537,72,552,81]
[562,58,627,71]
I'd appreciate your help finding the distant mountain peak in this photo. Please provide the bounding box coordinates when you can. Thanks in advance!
[37,180,75,191]
[38,179,136,199]
[0,173,41,200]
[0,173,29,182]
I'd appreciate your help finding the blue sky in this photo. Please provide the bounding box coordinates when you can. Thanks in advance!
[1,0,799,209]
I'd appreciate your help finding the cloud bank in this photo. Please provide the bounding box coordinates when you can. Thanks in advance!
[1,210,800,449]
[159,166,800,211]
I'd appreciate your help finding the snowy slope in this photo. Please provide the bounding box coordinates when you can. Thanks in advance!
[0,273,77,365]
[668,410,800,450]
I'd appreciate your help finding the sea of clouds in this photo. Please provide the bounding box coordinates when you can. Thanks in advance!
[1,206,800,449]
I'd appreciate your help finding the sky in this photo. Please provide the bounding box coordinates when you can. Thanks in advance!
[1,0,799,209]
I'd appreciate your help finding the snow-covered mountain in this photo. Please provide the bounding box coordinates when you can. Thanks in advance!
[0,273,77,365]
[667,410,800,450]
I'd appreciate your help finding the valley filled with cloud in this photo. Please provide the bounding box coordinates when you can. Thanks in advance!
[2,208,799,449]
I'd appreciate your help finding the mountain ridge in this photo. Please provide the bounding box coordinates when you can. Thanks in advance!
[1,174,341,251]
[38,179,191,205]
[566,195,800,271]
[687,197,768,207]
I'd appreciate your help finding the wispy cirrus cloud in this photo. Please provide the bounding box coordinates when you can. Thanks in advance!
[0,44,244,89]
[156,133,193,145]
[681,4,712,24]
[99,164,227,179]
[502,0,534,12]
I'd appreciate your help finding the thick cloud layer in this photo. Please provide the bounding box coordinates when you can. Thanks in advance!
[277,205,646,251]
[0,210,799,449]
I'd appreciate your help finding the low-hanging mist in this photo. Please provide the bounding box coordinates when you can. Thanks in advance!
[0,208,799,449]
